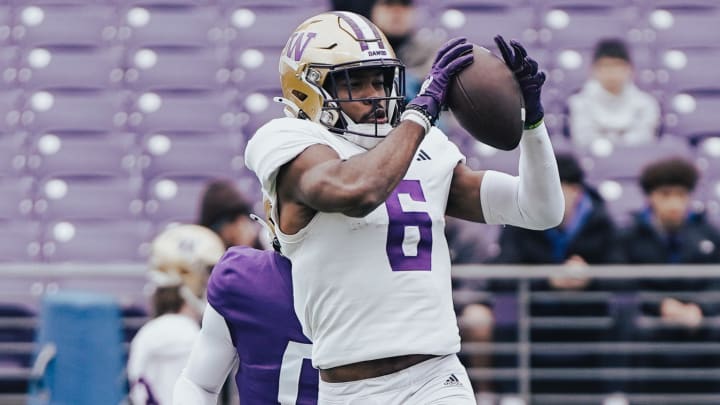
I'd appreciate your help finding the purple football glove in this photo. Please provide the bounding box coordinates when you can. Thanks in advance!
[494,35,546,129]
[406,37,474,125]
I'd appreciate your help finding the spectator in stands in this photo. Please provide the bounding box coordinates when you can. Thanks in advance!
[619,157,720,326]
[128,225,226,405]
[198,179,264,249]
[369,0,442,99]
[490,153,621,286]
[568,38,660,148]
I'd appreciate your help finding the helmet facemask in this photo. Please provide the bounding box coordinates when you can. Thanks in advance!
[318,61,406,149]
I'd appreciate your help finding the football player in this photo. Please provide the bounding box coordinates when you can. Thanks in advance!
[173,214,318,405]
[245,11,564,403]
[128,224,226,405]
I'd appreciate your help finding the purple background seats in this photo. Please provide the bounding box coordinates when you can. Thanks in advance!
[437,6,537,49]
[645,6,720,49]
[27,132,137,179]
[230,47,282,92]
[140,132,242,179]
[41,219,153,262]
[0,176,34,220]
[22,90,130,133]
[17,46,124,92]
[14,5,119,48]
[227,5,327,49]
[597,178,645,226]
[655,47,720,96]
[35,175,143,221]
[124,46,230,92]
[538,5,636,49]
[665,94,720,140]
[0,90,22,134]
[581,137,692,182]
[143,175,210,223]
[128,89,237,134]
[120,5,223,48]
[0,133,27,177]
[0,220,41,262]
[0,46,18,90]
[238,88,284,138]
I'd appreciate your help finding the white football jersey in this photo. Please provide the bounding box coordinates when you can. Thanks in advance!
[245,118,465,369]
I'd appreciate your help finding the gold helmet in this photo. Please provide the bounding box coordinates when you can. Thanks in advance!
[148,224,226,298]
[278,12,406,146]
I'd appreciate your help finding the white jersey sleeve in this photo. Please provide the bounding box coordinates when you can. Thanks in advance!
[244,118,340,197]
[173,305,238,405]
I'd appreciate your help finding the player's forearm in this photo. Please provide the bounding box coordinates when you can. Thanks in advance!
[304,120,425,217]
[480,122,564,230]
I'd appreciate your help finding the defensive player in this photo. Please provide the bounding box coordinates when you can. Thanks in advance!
[245,11,564,403]
[128,224,226,405]
[173,219,319,404]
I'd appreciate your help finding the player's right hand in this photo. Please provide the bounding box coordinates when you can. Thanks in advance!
[406,37,474,125]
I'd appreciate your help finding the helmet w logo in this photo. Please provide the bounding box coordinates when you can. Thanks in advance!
[285,31,317,62]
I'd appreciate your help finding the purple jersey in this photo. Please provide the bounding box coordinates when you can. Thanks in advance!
[206,246,318,405]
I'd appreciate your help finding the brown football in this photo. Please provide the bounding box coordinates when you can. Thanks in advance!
[447,44,525,151]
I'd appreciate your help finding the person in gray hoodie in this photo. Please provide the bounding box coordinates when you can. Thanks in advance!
[568,38,660,148]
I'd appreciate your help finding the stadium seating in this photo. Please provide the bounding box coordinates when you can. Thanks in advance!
[0,177,34,221]
[120,5,223,48]
[17,46,124,92]
[35,175,143,221]
[27,132,137,179]
[14,5,118,48]
[437,6,536,50]
[0,221,41,262]
[41,219,153,262]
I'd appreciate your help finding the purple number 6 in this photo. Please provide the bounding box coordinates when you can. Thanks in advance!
[385,180,433,271]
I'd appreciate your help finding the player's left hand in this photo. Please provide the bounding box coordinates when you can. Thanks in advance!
[494,35,545,129]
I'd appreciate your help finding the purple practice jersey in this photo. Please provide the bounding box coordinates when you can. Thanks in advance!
[206,246,318,405]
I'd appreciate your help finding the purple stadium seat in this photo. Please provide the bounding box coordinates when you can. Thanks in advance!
[239,88,285,138]
[22,90,130,133]
[144,176,209,223]
[539,6,635,48]
[0,46,18,90]
[0,6,11,44]
[655,48,720,95]
[18,46,124,91]
[121,5,223,48]
[42,220,153,263]
[0,221,41,262]
[665,94,720,140]
[124,46,229,92]
[647,6,720,49]
[582,138,692,182]
[15,5,118,47]
[129,90,237,134]
[597,179,645,226]
[35,175,143,221]
[231,47,282,92]
[0,90,22,134]
[438,6,536,49]
[228,5,325,49]
[695,137,720,181]
[0,134,27,177]
[0,177,34,220]
[140,132,240,179]
[27,132,137,178]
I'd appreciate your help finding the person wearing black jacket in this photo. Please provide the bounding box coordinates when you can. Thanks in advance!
[618,157,720,393]
[619,157,720,323]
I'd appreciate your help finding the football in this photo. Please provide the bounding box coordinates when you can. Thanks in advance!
[446,44,525,151]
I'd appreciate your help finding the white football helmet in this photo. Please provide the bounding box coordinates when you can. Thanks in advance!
[148,224,225,312]
[278,11,406,148]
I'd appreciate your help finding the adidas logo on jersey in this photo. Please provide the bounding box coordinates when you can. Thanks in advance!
[416,149,431,161]
[443,373,462,387]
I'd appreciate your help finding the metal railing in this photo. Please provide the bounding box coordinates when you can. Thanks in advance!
[1,264,720,404]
